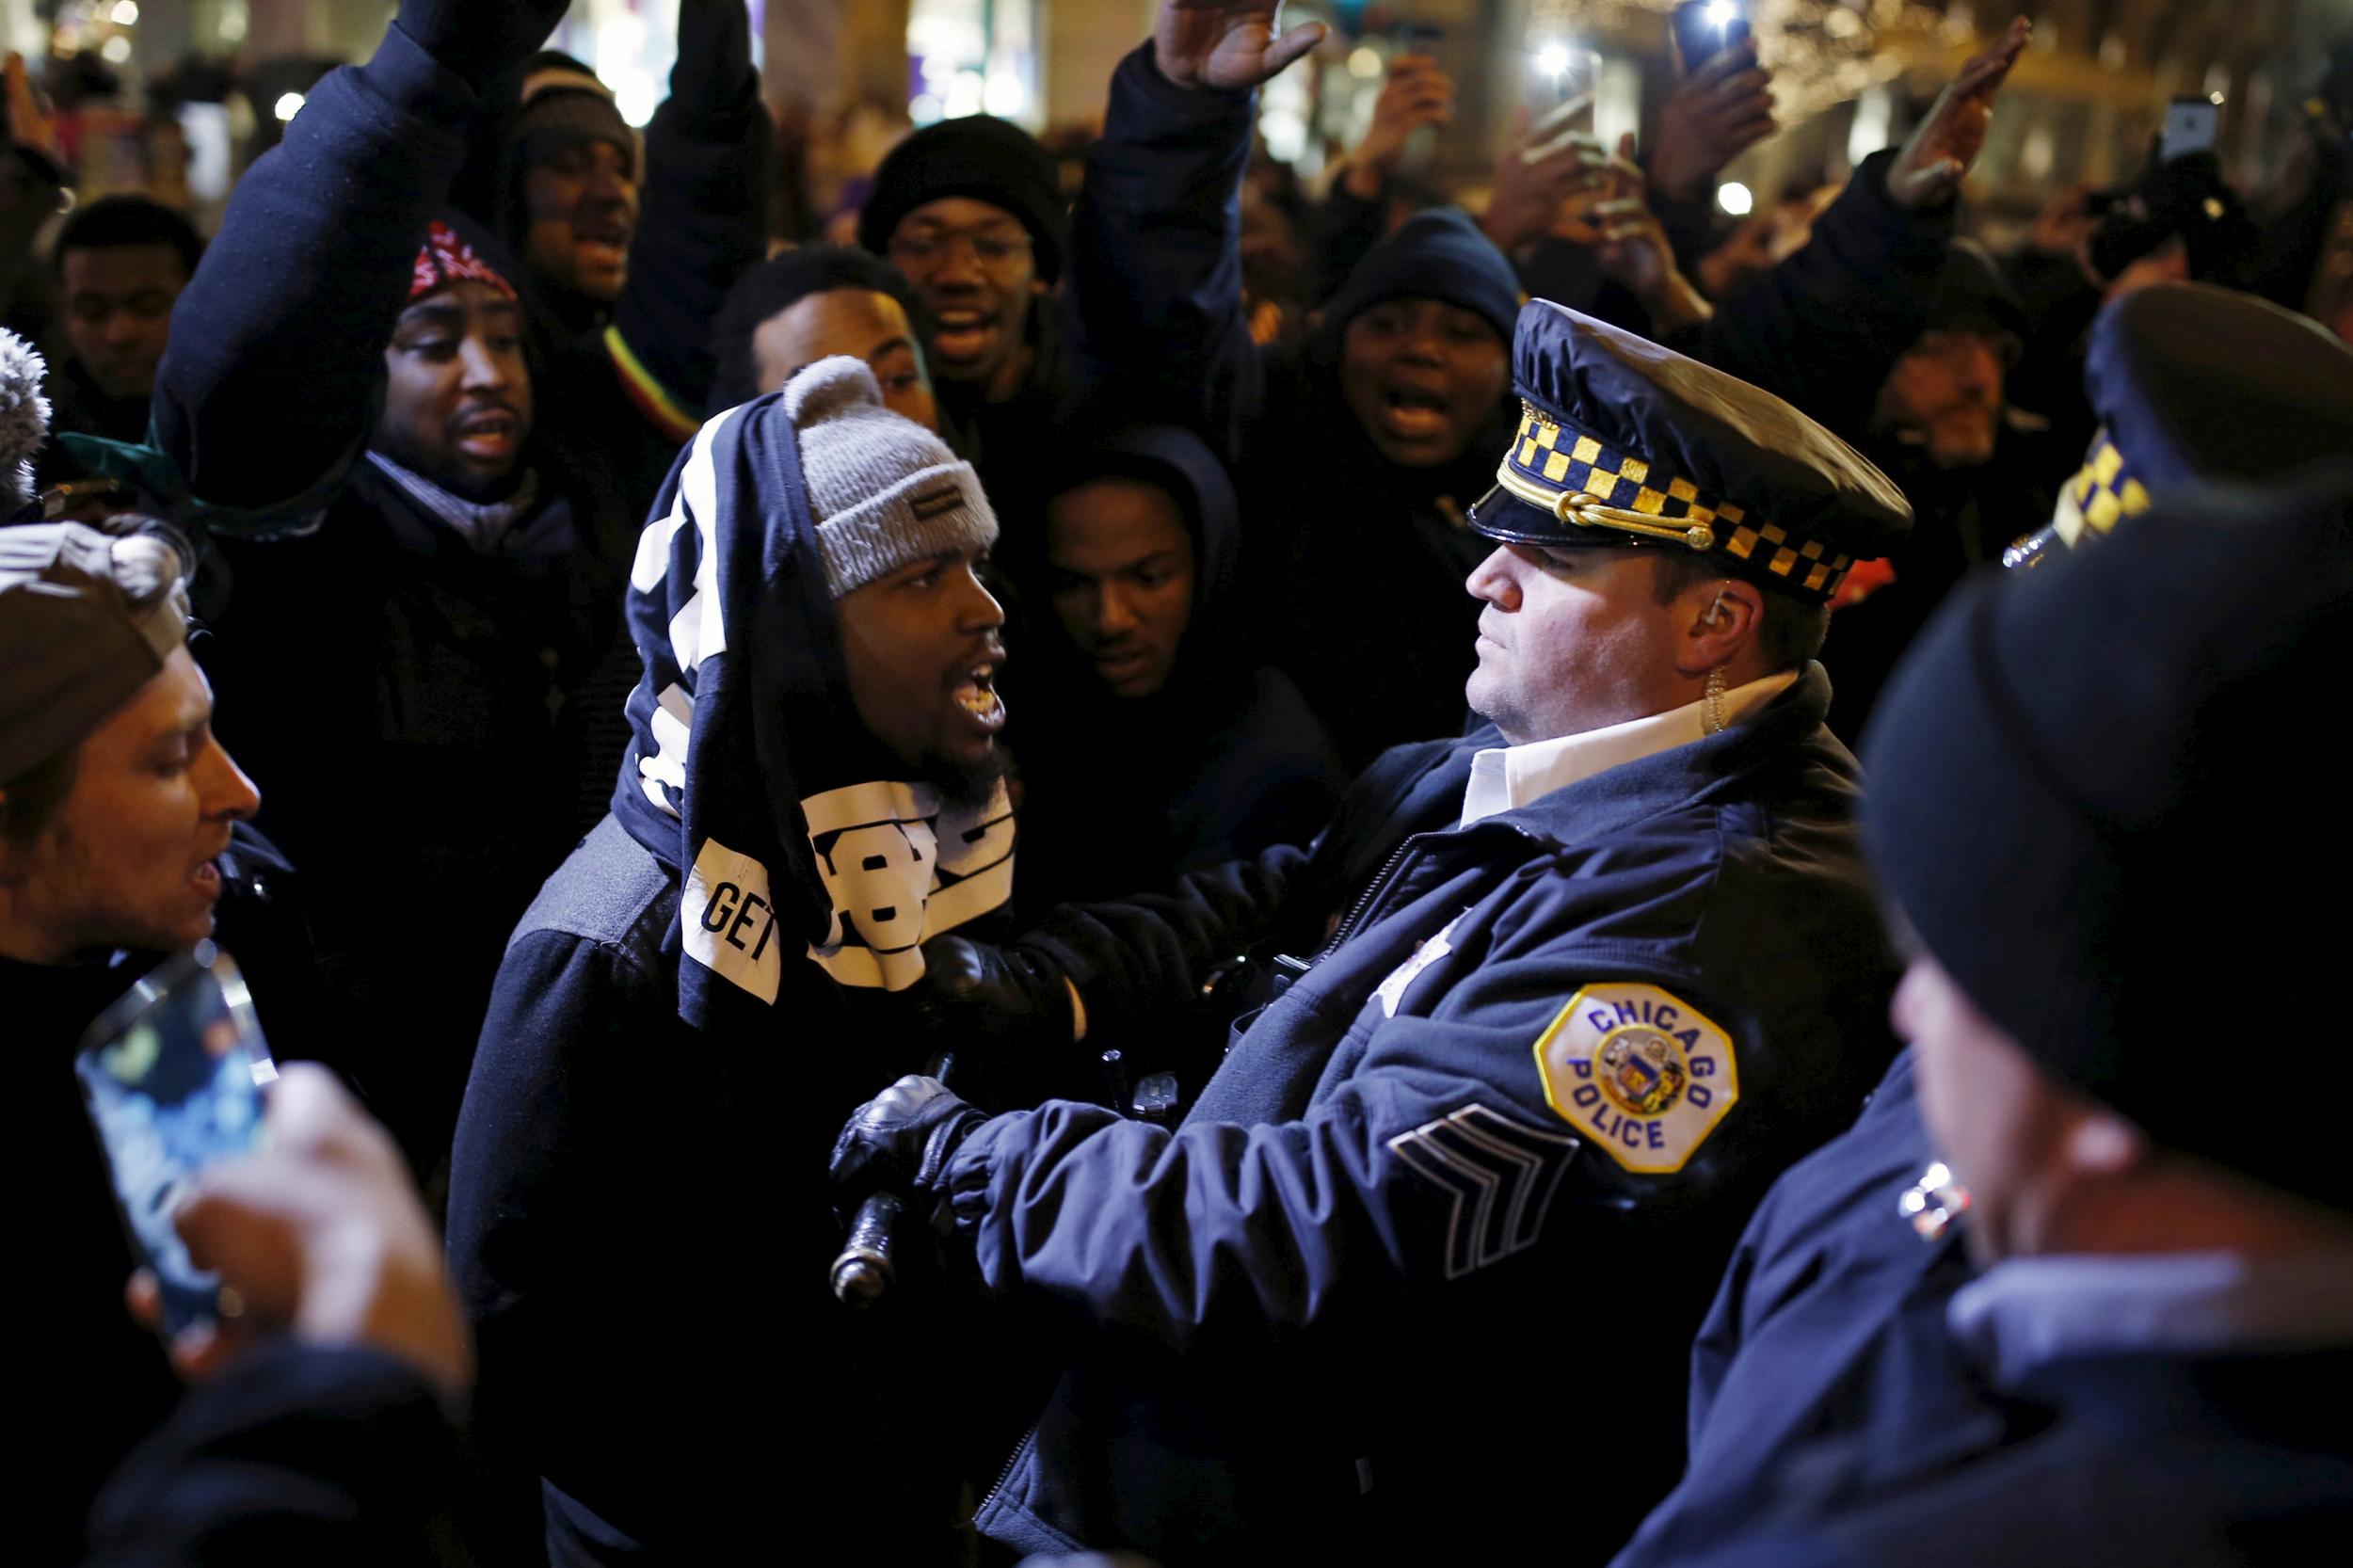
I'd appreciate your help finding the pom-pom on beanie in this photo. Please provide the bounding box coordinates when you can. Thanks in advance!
[0,329,52,516]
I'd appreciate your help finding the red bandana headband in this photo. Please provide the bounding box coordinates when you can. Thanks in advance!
[410,220,517,302]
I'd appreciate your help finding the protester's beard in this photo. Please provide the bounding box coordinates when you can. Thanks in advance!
[924,744,1010,814]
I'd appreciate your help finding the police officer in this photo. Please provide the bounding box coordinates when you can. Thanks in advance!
[1659,467,2353,1568]
[828,298,1912,1566]
[2003,280,2353,567]
[1609,284,2353,1568]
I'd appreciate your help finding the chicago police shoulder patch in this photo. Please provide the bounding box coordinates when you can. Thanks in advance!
[1531,982,1738,1174]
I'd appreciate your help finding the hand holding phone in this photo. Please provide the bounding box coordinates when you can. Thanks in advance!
[1526,41,1602,144]
[2160,95,2219,162]
[150,1064,472,1394]
[1673,1,1752,75]
[78,943,277,1337]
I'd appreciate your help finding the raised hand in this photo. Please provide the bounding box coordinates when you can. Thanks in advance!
[1482,113,1625,254]
[1343,53,1454,197]
[395,0,573,88]
[1887,16,2031,211]
[1649,39,1776,203]
[1153,0,1328,93]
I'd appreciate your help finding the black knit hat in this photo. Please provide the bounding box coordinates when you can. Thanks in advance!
[857,116,1064,282]
[1319,208,1520,347]
[1862,466,2353,1209]
[1924,238,2025,344]
[516,52,634,179]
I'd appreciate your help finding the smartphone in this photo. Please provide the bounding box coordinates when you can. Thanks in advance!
[1673,1,1753,74]
[1525,41,1603,153]
[77,943,278,1336]
[2160,96,2219,162]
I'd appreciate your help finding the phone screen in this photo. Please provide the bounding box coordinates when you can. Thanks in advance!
[77,943,277,1336]
[1526,41,1602,148]
[2161,97,2219,162]
[1673,1,1753,74]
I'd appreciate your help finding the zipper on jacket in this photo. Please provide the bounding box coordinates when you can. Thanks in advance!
[1315,822,1547,969]
[977,1419,1040,1523]
[1313,837,1420,966]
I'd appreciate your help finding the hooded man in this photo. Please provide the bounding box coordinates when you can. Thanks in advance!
[448,357,1015,1564]
[1013,420,1341,908]
[827,300,1914,1566]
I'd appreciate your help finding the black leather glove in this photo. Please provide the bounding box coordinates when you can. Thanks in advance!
[829,1075,989,1209]
[910,935,1077,1055]
[395,0,572,89]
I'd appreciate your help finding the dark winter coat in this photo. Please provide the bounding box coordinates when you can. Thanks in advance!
[958,668,1901,1565]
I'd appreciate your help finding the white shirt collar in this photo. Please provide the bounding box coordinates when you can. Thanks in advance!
[1946,1252,2353,1388]
[1460,670,1800,829]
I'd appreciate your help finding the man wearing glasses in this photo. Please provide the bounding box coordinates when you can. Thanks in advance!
[858,114,1072,520]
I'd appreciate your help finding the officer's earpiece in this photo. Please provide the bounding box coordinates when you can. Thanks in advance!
[1705,588,1732,629]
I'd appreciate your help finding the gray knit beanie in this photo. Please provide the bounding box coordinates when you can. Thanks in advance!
[782,356,997,599]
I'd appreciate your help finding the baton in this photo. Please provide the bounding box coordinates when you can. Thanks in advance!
[829,1051,955,1306]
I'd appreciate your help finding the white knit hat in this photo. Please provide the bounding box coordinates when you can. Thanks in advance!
[780,357,997,598]
[0,328,52,515]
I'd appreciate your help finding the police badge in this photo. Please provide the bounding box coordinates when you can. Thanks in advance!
[1531,982,1738,1173]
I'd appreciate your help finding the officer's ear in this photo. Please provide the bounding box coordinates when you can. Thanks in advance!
[1679,577,1764,675]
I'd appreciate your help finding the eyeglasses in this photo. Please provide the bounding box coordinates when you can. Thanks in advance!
[888,224,1033,275]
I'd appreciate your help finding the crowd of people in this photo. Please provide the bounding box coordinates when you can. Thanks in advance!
[7,0,2353,1562]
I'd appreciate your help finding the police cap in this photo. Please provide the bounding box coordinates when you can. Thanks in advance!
[1467,300,1911,601]
[2055,282,2353,545]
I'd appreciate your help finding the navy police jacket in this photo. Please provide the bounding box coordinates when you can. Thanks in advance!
[953,666,1899,1565]
[1612,1049,1987,1568]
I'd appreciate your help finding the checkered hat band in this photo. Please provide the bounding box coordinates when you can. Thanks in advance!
[1507,403,1856,599]
[2065,430,2153,537]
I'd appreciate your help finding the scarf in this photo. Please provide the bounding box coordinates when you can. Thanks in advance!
[609,394,1014,1030]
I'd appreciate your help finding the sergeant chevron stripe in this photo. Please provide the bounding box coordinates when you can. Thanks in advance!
[1387,1104,1579,1280]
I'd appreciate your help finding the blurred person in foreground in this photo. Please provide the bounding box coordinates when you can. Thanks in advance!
[1610,285,2353,1568]
[1650,461,2353,1568]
